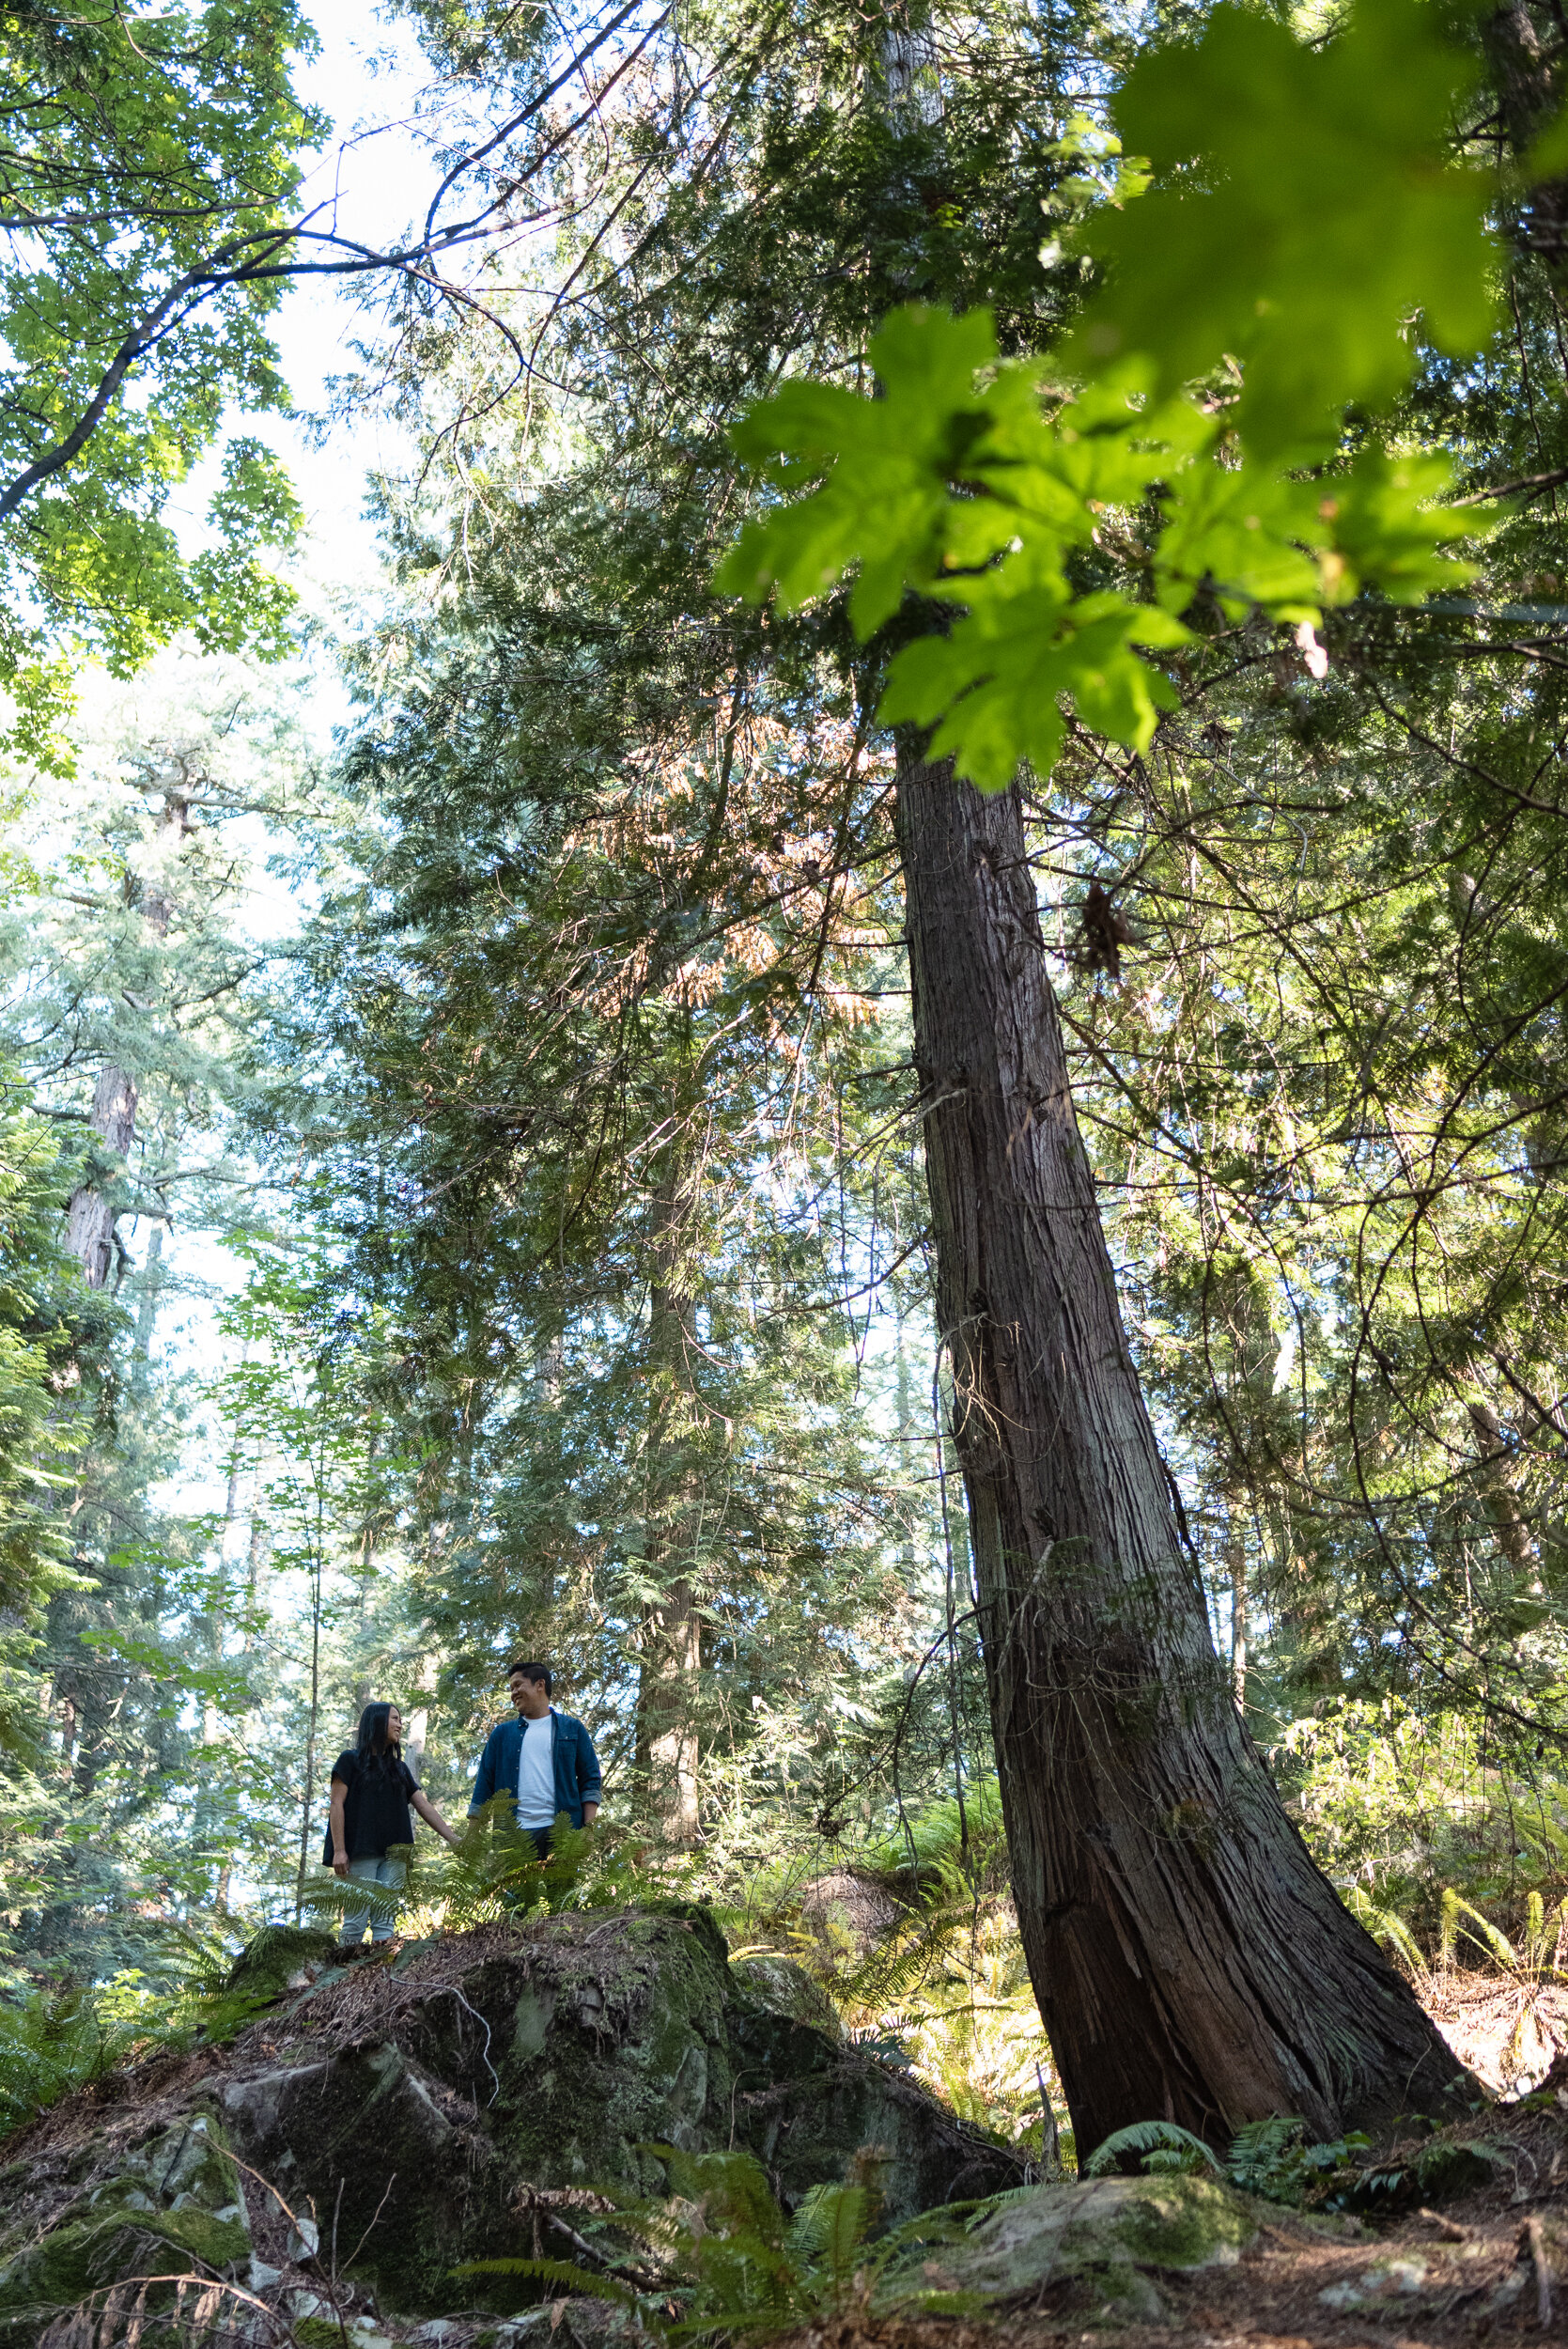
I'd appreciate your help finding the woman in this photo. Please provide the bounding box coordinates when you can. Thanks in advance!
[325,1702,460,1950]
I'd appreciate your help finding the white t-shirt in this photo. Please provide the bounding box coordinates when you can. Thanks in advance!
[517,1711,556,1828]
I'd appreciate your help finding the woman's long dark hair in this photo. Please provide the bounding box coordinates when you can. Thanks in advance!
[355,1702,402,1778]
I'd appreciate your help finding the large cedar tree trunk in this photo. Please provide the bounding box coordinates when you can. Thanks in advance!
[895,745,1464,2150]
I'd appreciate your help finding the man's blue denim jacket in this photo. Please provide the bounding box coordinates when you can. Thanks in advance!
[467,1706,603,1829]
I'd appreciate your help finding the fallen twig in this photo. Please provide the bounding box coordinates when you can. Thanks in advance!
[1526,2214,1554,2327]
[1418,2205,1468,2241]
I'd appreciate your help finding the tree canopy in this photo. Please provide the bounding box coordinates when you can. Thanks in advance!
[6,0,1568,2169]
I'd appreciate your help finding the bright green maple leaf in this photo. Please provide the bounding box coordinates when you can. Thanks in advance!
[717,307,998,635]
[1069,0,1495,456]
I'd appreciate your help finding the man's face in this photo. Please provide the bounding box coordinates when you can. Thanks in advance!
[510,1672,550,1719]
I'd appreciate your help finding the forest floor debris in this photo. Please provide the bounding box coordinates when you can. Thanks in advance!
[8,1927,1568,2346]
[1423,1968,1568,2101]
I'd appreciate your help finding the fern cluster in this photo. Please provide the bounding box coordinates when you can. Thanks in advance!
[303,1807,660,1941]
[0,1982,138,2136]
[458,2145,999,2341]
[1084,2116,1373,2206]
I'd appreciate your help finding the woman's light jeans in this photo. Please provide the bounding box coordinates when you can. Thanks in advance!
[339,1854,406,1946]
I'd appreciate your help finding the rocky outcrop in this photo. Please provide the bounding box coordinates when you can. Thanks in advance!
[896,2171,1262,2322]
[0,1906,1025,2342]
[0,2114,250,2340]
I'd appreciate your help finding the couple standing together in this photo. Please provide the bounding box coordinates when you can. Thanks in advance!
[327,1657,602,1947]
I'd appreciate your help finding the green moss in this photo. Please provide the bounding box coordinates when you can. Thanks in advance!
[295,2318,347,2349]
[0,2112,250,2343]
[497,1914,735,2197]
[0,2205,249,2326]
[1088,2264,1165,2323]
[1108,2177,1254,2269]
[728,1954,841,2040]
[898,2174,1260,2316]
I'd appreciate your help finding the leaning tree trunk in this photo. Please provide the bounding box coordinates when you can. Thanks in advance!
[895,745,1465,2151]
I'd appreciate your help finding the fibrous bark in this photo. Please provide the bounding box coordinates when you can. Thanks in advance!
[65,1064,138,1288]
[895,745,1464,2151]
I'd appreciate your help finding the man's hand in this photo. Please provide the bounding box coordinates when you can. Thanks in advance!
[582,1802,600,1829]
[334,1850,349,1878]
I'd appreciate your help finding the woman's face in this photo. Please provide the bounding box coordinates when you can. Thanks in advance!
[387,1706,403,1745]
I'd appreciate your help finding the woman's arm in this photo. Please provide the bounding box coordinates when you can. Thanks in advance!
[411,1787,460,1847]
[329,1779,349,1876]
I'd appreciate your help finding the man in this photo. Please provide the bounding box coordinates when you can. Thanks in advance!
[467,1658,602,1860]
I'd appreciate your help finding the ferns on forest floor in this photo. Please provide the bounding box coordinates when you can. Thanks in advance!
[458,2143,997,2341]
[1084,2116,1373,2206]
[764,1787,1062,2158]
[0,1973,185,2135]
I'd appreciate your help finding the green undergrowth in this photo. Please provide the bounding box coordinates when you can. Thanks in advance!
[1279,1698,1568,1954]
[691,1778,1063,2160]
[303,1803,664,1941]
[1083,2111,1515,2215]
[0,1937,305,2140]
[458,2143,998,2341]
[1085,2117,1374,2207]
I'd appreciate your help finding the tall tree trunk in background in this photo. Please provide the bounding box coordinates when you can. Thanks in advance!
[1486,2,1568,278]
[195,1444,239,1912]
[66,1065,137,1288]
[639,1565,702,1840]
[67,783,189,1290]
[895,746,1465,2149]
[131,1221,163,1390]
[635,1149,704,1843]
[1468,1400,1542,1587]
[295,1531,325,1923]
[1227,1499,1249,1712]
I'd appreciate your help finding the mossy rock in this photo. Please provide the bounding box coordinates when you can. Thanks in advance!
[223,2039,490,2316]
[225,1924,339,1999]
[0,2114,250,2345]
[198,1906,1024,2316]
[498,1909,737,2196]
[728,1952,842,2040]
[896,2173,1260,2323]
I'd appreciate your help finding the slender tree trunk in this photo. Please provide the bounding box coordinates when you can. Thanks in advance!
[1485,2,1568,279]
[131,1221,163,1390]
[640,1573,702,1840]
[244,1482,271,1644]
[635,1143,705,1843]
[194,1446,237,1906]
[296,1535,324,1923]
[894,1291,919,1587]
[895,745,1465,2148]
[1227,1502,1249,1713]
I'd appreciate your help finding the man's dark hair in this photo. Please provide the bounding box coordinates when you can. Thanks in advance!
[508,1658,553,1695]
